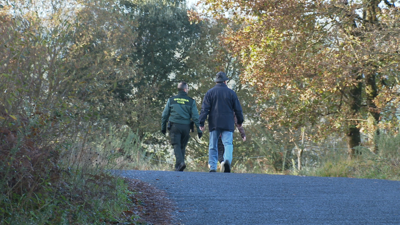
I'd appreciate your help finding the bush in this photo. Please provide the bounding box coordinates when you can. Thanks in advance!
[0,113,144,224]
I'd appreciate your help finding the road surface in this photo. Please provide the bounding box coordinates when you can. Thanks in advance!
[115,170,400,225]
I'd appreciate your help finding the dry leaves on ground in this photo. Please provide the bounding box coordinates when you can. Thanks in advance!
[126,179,178,225]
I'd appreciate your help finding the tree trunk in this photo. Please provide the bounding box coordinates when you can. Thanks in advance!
[297,148,303,171]
[343,0,381,158]
[365,69,380,154]
[346,126,361,158]
[362,0,381,154]
[297,127,305,171]
[347,74,362,159]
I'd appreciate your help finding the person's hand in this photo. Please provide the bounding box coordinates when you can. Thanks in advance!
[242,136,246,142]
[200,126,205,132]
[198,132,203,139]
[237,124,242,128]
[161,130,166,135]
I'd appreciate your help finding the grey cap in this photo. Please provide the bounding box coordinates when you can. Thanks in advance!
[215,71,229,82]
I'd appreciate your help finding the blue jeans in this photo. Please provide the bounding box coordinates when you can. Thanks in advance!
[209,130,233,170]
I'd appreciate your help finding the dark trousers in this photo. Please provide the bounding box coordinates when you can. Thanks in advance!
[218,136,224,163]
[169,123,190,170]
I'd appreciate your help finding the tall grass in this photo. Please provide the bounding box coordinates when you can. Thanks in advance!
[0,116,154,224]
[300,132,400,181]
[184,128,400,181]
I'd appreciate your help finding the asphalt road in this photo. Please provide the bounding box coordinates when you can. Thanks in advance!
[115,170,400,225]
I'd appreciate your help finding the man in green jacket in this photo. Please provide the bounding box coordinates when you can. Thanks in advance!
[161,82,203,171]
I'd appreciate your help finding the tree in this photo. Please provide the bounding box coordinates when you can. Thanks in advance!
[108,0,203,138]
[62,0,140,124]
[200,0,400,158]
[0,0,142,144]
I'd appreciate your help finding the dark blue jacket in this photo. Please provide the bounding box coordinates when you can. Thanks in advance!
[199,83,244,132]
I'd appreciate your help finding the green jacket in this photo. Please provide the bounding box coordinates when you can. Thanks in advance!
[161,91,202,133]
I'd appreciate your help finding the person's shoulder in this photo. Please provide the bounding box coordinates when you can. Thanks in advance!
[227,88,239,98]
[228,87,237,94]
[204,88,214,94]
[176,94,195,104]
[167,94,179,101]
[186,95,195,101]
[211,84,225,91]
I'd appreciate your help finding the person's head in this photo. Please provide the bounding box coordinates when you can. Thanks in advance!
[215,71,229,84]
[178,81,189,93]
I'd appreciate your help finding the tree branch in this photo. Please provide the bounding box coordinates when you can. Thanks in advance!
[383,0,395,8]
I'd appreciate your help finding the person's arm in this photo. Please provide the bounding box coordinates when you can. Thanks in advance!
[161,99,171,133]
[232,92,244,125]
[199,92,211,131]
[191,100,202,135]
[234,113,246,141]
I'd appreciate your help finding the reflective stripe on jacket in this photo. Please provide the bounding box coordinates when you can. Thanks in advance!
[161,91,201,132]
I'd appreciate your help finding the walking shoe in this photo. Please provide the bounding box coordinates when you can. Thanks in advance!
[176,163,186,172]
[209,169,216,172]
[223,160,230,173]
[220,161,225,172]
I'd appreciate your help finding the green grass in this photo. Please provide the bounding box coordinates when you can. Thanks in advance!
[303,157,400,181]
[293,133,400,181]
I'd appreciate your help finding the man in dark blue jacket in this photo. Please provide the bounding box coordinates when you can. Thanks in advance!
[199,72,244,173]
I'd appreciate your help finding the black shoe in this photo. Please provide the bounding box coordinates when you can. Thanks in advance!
[176,163,186,172]
[209,169,216,172]
[223,160,230,173]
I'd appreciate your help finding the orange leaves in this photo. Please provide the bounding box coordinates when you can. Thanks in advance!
[187,9,203,24]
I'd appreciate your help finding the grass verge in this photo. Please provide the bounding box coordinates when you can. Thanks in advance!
[0,118,172,224]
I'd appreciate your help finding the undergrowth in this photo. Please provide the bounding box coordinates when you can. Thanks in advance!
[297,132,400,181]
[0,113,151,224]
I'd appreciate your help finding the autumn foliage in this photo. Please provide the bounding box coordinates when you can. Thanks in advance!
[200,0,400,156]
